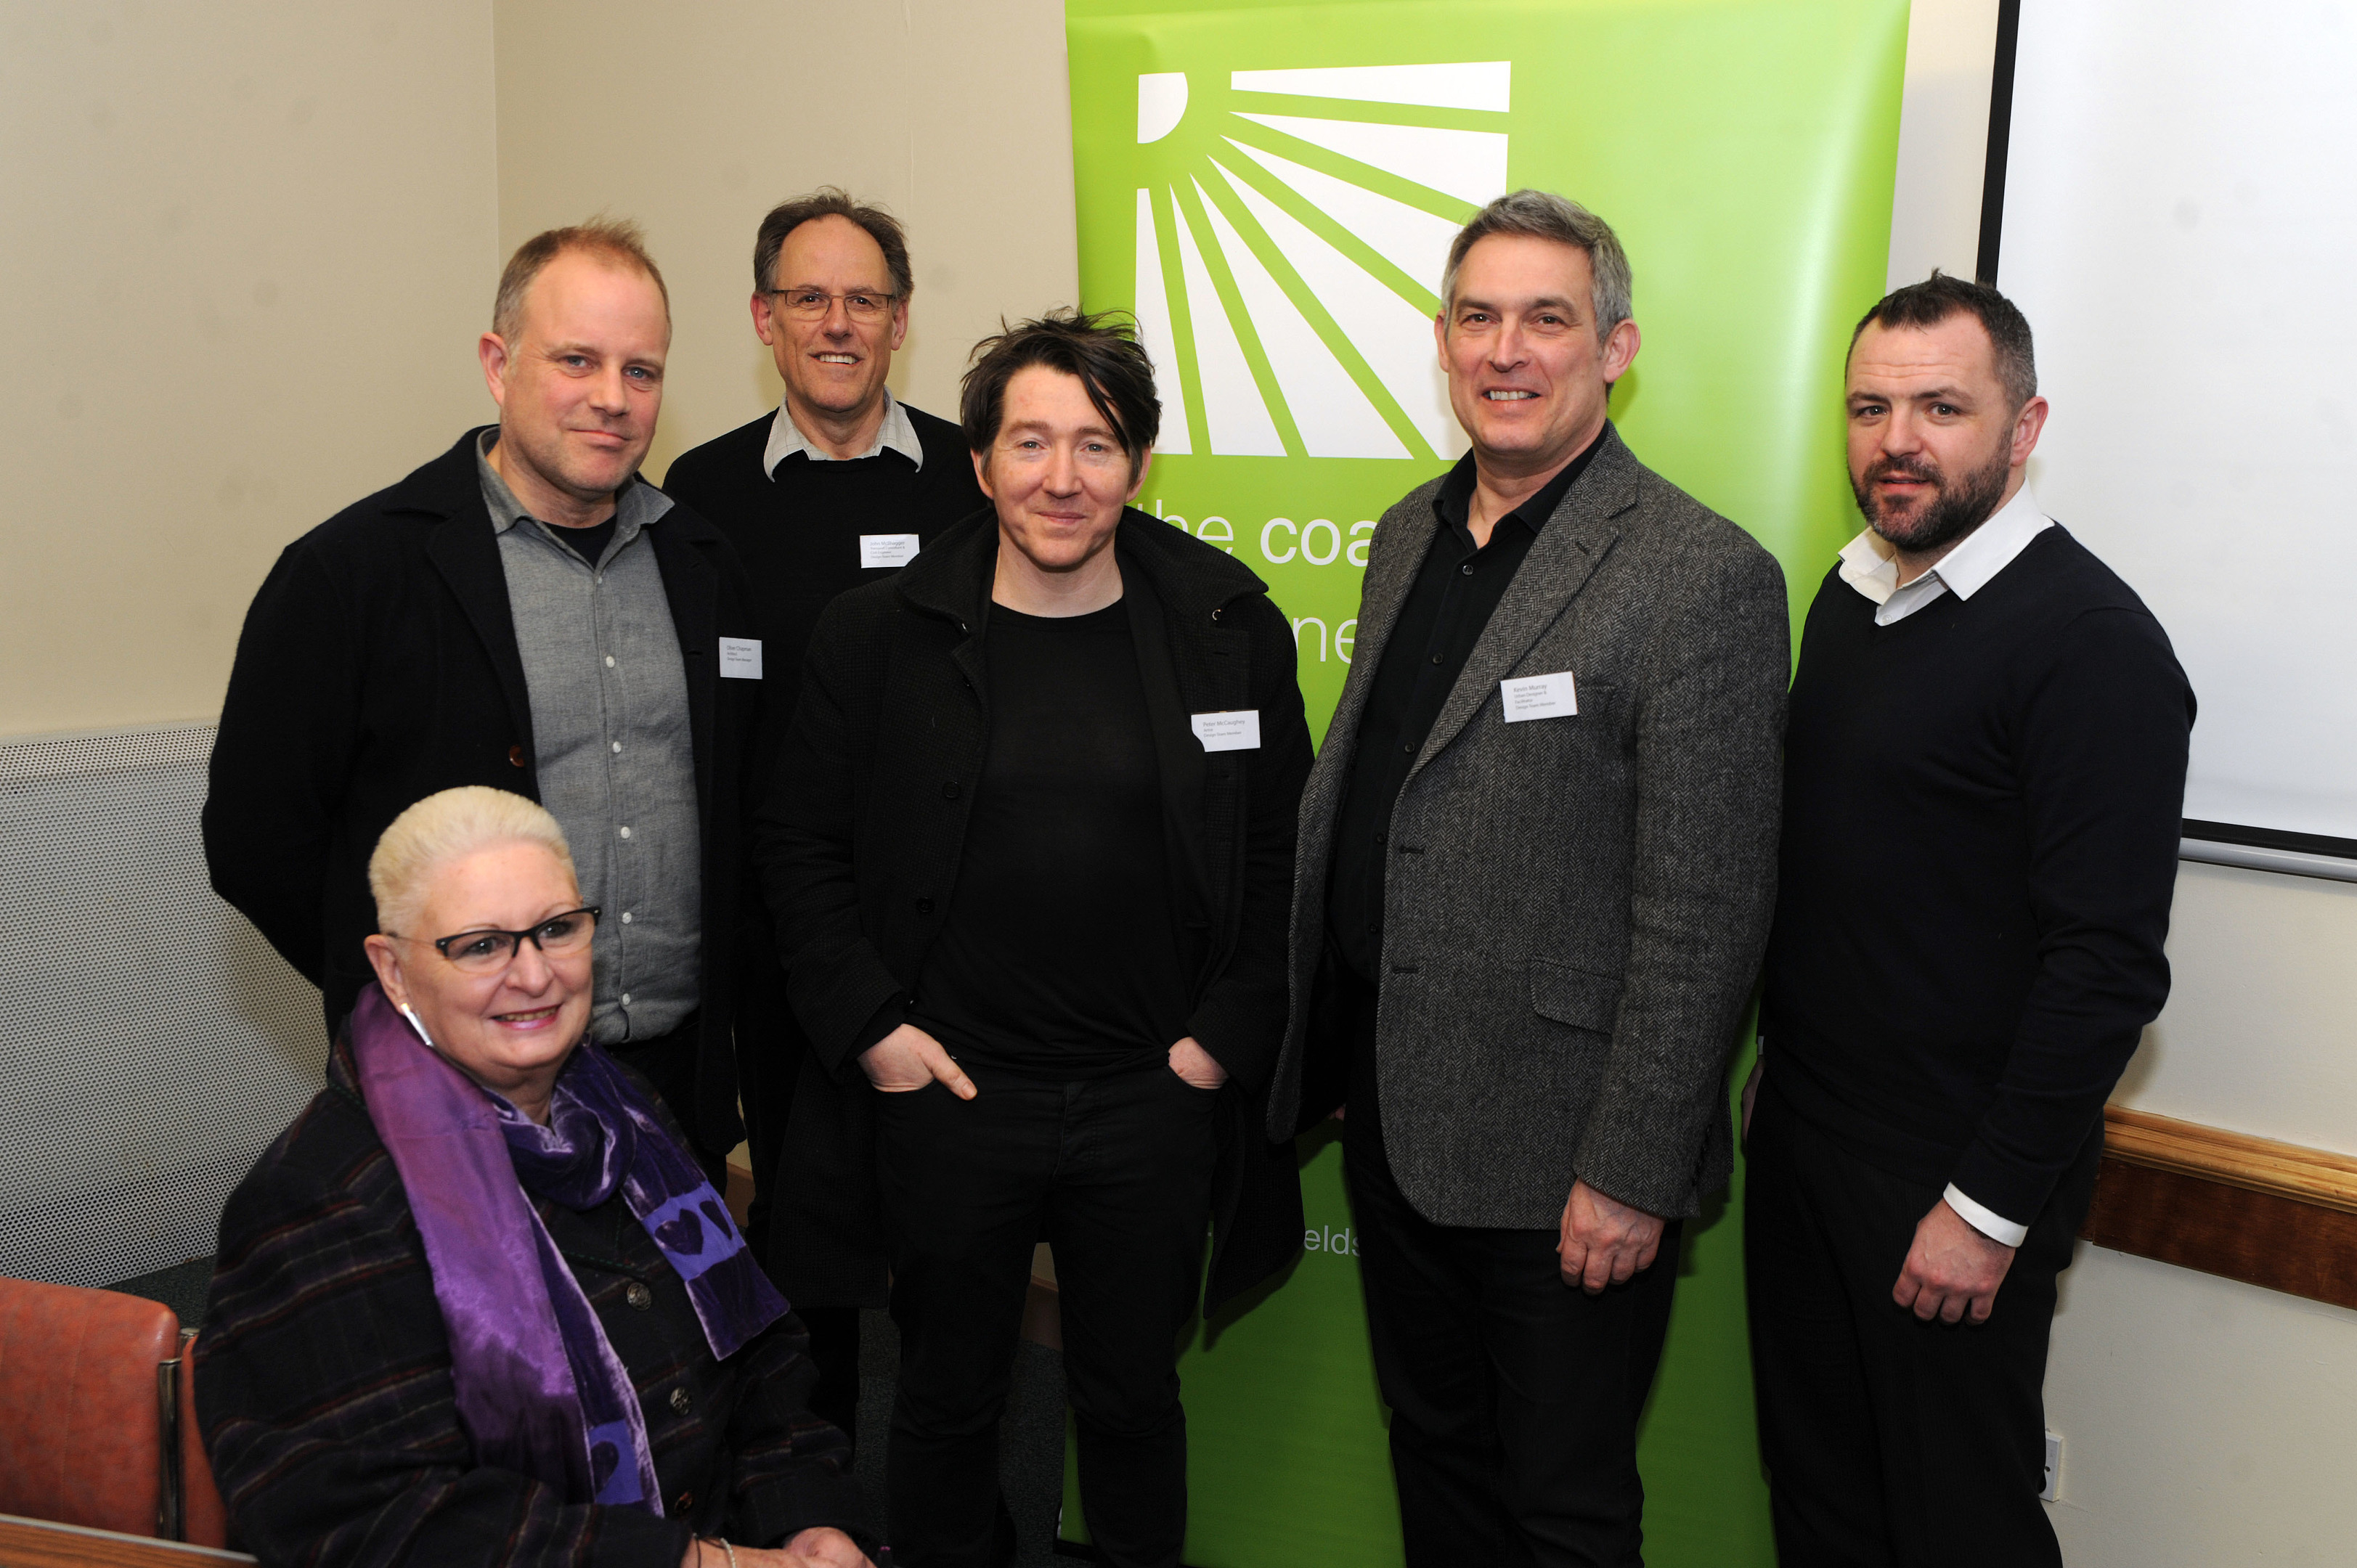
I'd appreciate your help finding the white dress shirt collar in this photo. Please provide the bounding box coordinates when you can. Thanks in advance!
[1836,484,2053,626]
[762,389,924,478]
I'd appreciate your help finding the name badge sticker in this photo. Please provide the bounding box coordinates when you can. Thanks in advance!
[858,533,920,570]
[1500,670,1577,722]
[1190,710,1262,752]
[719,637,764,679]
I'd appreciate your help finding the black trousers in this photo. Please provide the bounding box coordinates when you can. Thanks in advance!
[734,955,863,1449]
[1324,956,1682,1568]
[874,1061,1219,1568]
[1743,1081,2101,1567]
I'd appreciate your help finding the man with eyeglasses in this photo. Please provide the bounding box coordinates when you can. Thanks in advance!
[665,189,986,1449]
[205,219,766,1183]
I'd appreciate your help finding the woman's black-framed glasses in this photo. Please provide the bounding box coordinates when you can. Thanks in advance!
[426,907,601,975]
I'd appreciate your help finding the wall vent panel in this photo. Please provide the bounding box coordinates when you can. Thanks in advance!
[0,724,325,1288]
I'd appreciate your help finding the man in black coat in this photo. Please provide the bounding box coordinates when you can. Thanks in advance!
[756,311,1311,1568]
[204,220,764,1164]
[664,189,988,1437]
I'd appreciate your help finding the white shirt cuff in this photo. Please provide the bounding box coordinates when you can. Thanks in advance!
[1943,1184,2029,1248]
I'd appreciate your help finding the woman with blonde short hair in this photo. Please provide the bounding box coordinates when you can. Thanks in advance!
[195,787,875,1567]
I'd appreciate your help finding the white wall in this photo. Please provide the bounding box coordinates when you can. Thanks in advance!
[490,0,1080,483]
[0,1,499,740]
[1884,4,2357,1559]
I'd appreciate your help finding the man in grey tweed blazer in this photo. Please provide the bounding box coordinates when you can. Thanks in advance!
[1266,192,1788,1567]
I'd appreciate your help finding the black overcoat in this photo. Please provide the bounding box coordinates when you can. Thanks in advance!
[754,507,1314,1312]
[202,428,765,1153]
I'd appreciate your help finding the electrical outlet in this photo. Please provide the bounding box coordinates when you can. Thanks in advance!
[2041,1429,2062,1502]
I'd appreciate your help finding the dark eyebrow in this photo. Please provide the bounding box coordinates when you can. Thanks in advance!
[1454,294,1581,314]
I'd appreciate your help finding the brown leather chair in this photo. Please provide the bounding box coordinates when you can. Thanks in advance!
[176,1330,232,1548]
[0,1275,181,1537]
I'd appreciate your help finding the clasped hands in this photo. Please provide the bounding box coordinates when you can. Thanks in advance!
[858,1024,1227,1095]
[685,1525,870,1567]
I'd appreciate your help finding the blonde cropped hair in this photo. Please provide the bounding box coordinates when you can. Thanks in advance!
[369,787,579,938]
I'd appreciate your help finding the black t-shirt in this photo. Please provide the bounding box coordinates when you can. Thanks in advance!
[550,515,619,568]
[909,598,1191,1074]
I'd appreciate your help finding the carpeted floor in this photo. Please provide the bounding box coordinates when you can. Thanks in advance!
[113,1262,1073,1567]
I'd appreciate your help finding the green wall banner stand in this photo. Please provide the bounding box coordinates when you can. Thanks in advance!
[1059,3,1907,1561]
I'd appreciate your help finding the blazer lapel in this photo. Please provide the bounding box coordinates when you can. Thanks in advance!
[651,517,720,814]
[424,508,537,763]
[1410,433,1637,772]
[1322,491,1441,770]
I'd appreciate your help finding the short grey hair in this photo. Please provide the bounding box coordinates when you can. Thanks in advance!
[369,787,578,939]
[1441,189,1634,345]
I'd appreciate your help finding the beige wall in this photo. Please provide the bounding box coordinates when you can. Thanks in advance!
[0,0,1072,743]
[489,0,1079,484]
[0,1,498,740]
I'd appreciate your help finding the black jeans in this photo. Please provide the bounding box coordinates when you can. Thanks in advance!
[1744,1081,2099,1568]
[874,1060,1219,1568]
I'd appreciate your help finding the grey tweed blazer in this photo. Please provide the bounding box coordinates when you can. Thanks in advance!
[1267,424,1788,1226]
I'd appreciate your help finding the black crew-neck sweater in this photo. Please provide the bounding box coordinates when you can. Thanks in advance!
[908,599,1191,1075]
[661,402,988,759]
[1762,524,2194,1226]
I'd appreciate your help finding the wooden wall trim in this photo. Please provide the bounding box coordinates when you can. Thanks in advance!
[2083,1107,2357,1312]
[2101,1106,2357,1214]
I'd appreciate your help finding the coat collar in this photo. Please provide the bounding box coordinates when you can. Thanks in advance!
[404,426,728,783]
[893,505,1269,632]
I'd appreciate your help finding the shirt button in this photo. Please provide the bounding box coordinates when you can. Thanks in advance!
[916,897,935,915]
[620,912,632,924]
[943,780,961,799]
[610,741,622,754]
[1430,652,1443,664]
[1460,561,1475,575]
[604,655,616,668]
[622,992,632,1005]
[669,1387,692,1415]
[1402,742,1415,754]
[618,826,632,839]
[624,1282,653,1310]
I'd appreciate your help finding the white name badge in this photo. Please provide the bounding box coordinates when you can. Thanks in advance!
[719,637,764,679]
[1500,670,1577,722]
[859,533,920,569]
[1190,710,1262,751]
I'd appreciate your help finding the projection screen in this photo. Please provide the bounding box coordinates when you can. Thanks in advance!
[1995,0,2357,858]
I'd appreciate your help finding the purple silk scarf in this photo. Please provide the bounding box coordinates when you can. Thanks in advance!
[349,983,786,1511]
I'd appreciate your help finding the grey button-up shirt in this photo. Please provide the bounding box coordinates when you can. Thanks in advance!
[478,432,702,1046]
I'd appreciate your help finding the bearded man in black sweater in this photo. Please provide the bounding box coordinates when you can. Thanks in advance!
[665,190,986,1445]
[1749,274,2194,1567]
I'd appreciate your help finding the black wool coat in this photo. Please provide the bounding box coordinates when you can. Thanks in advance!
[202,428,765,1154]
[754,507,1314,1312]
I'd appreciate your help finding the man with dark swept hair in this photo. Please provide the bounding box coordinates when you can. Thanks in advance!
[665,189,984,1444]
[207,219,767,1169]
[1748,274,2194,1564]
[755,309,1313,1565]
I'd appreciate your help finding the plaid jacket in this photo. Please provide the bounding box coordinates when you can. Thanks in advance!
[196,1037,871,1567]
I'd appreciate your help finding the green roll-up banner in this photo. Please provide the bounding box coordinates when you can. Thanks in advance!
[1058,3,1908,1561]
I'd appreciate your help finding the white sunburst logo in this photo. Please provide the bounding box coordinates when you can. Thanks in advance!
[1130,61,1510,461]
